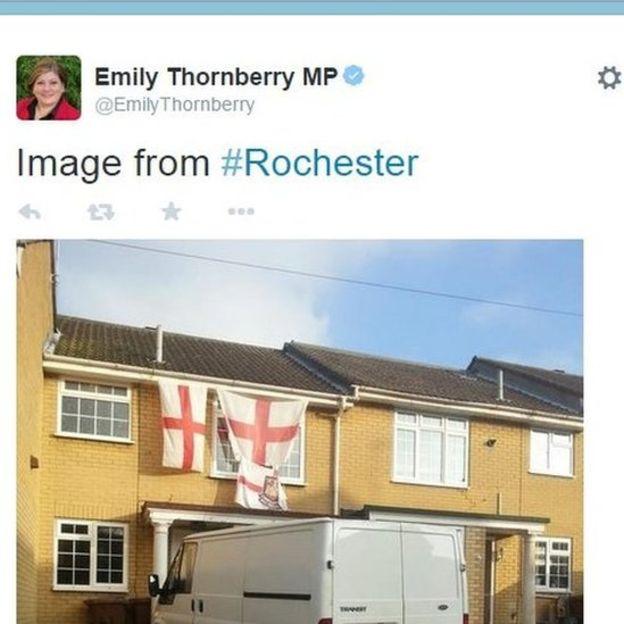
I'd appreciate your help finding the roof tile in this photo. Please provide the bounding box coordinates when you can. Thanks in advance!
[55,316,339,395]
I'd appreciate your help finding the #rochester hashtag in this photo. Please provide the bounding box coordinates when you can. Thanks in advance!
[17,147,420,184]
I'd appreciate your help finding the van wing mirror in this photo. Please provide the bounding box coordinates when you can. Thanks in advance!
[148,574,160,597]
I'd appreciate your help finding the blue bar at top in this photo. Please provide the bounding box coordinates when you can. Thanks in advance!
[1,2,624,16]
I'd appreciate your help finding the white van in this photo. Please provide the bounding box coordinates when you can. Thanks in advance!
[149,517,469,624]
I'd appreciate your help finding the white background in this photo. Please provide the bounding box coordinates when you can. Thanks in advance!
[2,14,623,621]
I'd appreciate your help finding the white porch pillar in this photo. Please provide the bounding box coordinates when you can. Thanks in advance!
[522,532,537,624]
[152,520,172,582]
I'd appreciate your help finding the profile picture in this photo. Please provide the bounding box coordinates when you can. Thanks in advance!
[16,55,81,121]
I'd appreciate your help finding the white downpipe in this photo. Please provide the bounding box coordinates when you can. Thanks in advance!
[332,397,347,516]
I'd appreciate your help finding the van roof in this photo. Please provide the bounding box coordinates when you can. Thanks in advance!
[183,516,336,541]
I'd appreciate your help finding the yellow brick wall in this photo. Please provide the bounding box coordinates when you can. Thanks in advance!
[493,535,523,624]
[37,380,335,623]
[522,432,584,597]
[36,384,582,624]
[17,242,54,624]
[339,402,583,620]
[37,375,141,624]
[465,528,487,624]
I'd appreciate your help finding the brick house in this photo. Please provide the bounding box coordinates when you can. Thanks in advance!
[17,241,583,624]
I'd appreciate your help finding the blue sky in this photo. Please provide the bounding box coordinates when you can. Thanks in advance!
[56,240,583,374]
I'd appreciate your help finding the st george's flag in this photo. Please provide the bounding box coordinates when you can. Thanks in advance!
[158,380,208,472]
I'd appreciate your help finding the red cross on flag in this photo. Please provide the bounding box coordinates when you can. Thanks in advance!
[217,389,307,468]
[159,380,208,472]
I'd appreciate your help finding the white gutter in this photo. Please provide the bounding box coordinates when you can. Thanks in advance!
[356,386,583,431]
[42,355,581,428]
[43,354,351,408]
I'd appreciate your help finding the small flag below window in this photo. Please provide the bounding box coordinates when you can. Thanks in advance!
[235,458,288,511]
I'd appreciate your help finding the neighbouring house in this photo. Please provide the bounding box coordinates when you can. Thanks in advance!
[17,241,583,624]
[468,357,583,416]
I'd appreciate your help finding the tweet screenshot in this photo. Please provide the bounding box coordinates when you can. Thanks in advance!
[4,1,623,623]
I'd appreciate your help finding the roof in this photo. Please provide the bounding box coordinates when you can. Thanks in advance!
[469,357,583,396]
[53,316,580,417]
[286,342,579,416]
[54,316,339,395]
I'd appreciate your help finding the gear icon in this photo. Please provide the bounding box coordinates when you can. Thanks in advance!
[598,66,622,89]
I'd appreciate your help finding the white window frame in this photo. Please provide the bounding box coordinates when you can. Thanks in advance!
[210,400,306,485]
[53,519,129,592]
[535,537,572,593]
[392,411,469,488]
[57,379,132,443]
[529,430,574,477]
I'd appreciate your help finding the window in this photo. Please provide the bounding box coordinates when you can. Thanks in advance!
[394,412,469,486]
[158,542,198,604]
[58,380,131,441]
[530,430,573,476]
[535,538,571,592]
[212,403,305,484]
[54,520,128,591]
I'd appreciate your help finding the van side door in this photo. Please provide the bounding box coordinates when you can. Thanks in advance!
[334,522,403,624]
[192,536,246,624]
[154,542,198,624]
[401,524,463,624]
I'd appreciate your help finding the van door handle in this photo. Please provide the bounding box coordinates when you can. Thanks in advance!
[438,604,449,611]
[199,599,204,613]
[191,599,195,612]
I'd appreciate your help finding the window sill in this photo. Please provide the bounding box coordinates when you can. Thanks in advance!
[528,470,574,479]
[391,477,468,490]
[536,588,572,595]
[53,585,128,593]
[209,471,307,487]
[54,432,134,445]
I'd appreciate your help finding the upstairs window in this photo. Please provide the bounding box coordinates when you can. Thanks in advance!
[212,403,305,484]
[530,430,573,477]
[58,380,131,442]
[394,412,469,487]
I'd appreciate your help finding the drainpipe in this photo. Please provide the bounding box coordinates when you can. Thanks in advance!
[333,396,348,516]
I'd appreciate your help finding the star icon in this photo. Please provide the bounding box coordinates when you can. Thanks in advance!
[162,202,182,220]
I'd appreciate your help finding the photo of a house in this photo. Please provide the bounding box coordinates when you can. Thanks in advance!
[17,240,583,624]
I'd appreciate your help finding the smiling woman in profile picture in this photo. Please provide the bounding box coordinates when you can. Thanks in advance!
[16,57,80,120]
